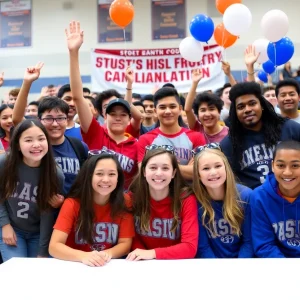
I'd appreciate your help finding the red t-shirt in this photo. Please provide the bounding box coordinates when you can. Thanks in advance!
[137,127,205,164]
[54,197,135,252]
[131,194,199,259]
[0,137,9,151]
[81,118,138,189]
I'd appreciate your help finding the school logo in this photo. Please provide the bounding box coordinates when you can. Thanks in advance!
[221,235,234,244]
[287,239,300,247]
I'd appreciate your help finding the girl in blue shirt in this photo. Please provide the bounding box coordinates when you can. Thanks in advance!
[192,144,253,258]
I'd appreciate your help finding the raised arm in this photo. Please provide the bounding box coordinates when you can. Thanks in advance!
[184,69,202,130]
[244,45,260,82]
[12,62,44,126]
[124,66,142,131]
[221,61,236,86]
[66,21,93,133]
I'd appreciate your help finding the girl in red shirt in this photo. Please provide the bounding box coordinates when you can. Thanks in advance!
[126,146,199,260]
[49,153,135,267]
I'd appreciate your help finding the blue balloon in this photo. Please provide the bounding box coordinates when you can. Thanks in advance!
[189,14,214,43]
[267,37,294,66]
[262,60,276,74]
[258,70,268,83]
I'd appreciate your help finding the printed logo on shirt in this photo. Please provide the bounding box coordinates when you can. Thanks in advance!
[55,157,80,175]
[240,143,275,184]
[116,153,135,173]
[174,147,192,164]
[273,220,300,247]
[207,218,235,243]
[75,222,119,248]
[11,182,38,219]
[135,217,181,240]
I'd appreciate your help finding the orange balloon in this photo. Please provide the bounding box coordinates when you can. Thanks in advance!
[109,0,134,28]
[214,23,238,48]
[215,0,242,14]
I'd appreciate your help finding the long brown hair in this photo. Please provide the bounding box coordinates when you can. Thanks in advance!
[0,119,59,211]
[192,148,244,236]
[129,148,192,233]
[68,154,128,245]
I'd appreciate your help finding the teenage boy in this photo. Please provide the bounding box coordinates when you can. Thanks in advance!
[141,94,156,133]
[185,69,228,143]
[276,79,300,123]
[66,21,138,189]
[57,84,82,140]
[137,87,205,180]
[12,63,88,198]
[220,81,300,189]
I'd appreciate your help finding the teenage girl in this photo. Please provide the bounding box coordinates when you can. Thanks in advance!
[126,146,199,261]
[193,143,253,258]
[252,140,300,258]
[49,152,135,267]
[0,104,13,151]
[0,119,64,261]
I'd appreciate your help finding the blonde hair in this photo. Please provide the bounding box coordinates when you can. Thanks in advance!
[192,148,244,236]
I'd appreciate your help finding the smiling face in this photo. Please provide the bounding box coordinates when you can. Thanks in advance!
[40,109,67,144]
[272,149,300,198]
[198,152,226,191]
[235,94,263,131]
[19,126,48,167]
[263,89,278,108]
[155,96,182,128]
[198,103,220,129]
[92,158,118,199]
[277,85,300,115]
[144,153,176,195]
[61,91,76,119]
[105,105,130,134]
[0,107,13,136]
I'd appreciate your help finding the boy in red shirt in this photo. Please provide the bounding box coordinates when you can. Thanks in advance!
[65,21,139,189]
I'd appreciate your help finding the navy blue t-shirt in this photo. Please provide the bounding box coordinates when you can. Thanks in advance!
[52,137,88,195]
[220,119,300,189]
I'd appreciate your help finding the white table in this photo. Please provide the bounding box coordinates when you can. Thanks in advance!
[0,257,298,300]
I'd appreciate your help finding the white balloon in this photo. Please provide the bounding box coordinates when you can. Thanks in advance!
[261,10,289,42]
[252,38,269,64]
[179,37,204,63]
[223,4,252,36]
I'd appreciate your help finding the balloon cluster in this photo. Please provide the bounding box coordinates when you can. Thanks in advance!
[109,0,134,28]
[255,10,294,82]
[179,0,252,63]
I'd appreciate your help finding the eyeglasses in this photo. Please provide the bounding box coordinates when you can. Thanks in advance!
[145,144,175,154]
[88,148,118,158]
[192,143,221,157]
[40,117,67,124]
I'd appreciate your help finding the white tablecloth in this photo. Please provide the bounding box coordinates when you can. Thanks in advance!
[0,257,298,300]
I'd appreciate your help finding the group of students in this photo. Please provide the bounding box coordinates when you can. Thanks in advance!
[1,21,300,265]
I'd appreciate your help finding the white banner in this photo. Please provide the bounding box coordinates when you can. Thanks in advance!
[91,45,225,94]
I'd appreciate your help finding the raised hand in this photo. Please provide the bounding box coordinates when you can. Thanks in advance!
[125,66,134,85]
[244,45,260,67]
[65,21,84,52]
[24,62,44,83]
[191,69,203,84]
[221,61,231,76]
[0,72,4,87]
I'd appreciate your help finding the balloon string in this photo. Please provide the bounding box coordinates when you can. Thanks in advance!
[123,28,128,61]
